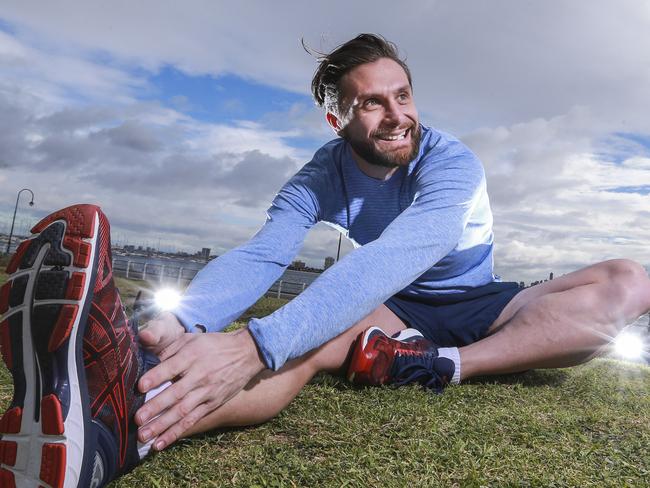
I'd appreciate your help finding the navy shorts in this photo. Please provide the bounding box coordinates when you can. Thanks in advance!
[384,281,523,347]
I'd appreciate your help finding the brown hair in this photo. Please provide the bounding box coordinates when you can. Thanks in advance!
[308,34,412,115]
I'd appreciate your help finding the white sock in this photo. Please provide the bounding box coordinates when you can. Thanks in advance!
[137,381,172,459]
[437,347,461,384]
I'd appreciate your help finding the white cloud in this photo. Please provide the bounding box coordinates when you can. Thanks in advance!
[0,1,649,281]
[465,113,650,282]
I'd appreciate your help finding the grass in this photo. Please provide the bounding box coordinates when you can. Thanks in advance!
[113,364,650,487]
[1,270,650,486]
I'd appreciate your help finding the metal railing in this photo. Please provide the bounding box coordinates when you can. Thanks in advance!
[112,258,199,285]
[267,279,308,299]
[112,258,309,298]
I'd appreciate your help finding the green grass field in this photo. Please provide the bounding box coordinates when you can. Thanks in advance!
[1,266,650,486]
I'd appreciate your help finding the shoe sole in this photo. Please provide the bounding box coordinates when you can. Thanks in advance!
[0,205,101,488]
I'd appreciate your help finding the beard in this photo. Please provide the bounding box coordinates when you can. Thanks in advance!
[342,123,421,169]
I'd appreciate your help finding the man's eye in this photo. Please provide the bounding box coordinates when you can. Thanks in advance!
[364,98,379,107]
[398,93,410,102]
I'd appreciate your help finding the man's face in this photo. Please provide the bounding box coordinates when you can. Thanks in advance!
[335,57,420,169]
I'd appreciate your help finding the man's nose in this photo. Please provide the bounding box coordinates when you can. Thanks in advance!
[383,99,403,125]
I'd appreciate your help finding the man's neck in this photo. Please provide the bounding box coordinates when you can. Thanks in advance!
[350,147,399,181]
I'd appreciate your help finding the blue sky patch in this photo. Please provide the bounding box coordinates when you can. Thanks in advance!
[605,185,650,195]
[596,132,650,164]
[143,66,311,125]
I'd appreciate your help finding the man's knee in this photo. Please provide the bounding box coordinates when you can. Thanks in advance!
[596,259,650,320]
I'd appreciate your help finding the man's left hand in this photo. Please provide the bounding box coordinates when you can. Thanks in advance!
[135,327,266,450]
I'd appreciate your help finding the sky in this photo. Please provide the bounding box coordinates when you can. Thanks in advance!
[0,0,649,284]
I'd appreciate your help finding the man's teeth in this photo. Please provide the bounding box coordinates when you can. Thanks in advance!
[380,130,408,141]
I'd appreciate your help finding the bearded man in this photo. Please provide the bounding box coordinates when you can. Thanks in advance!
[2,34,648,487]
[134,33,649,451]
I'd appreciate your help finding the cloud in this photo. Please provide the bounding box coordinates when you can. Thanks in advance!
[0,1,649,282]
[0,31,305,254]
[3,1,650,130]
[463,111,650,281]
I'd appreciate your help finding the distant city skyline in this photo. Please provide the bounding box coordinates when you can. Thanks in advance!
[1,1,649,284]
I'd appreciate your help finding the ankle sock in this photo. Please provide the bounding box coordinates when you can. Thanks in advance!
[137,381,172,459]
[437,347,461,384]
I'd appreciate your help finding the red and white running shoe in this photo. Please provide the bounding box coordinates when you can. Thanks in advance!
[347,326,454,393]
[0,204,144,488]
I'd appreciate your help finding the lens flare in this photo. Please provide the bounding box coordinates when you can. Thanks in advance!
[613,330,645,361]
[154,288,181,311]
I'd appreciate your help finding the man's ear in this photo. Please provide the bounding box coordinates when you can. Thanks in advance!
[326,112,343,134]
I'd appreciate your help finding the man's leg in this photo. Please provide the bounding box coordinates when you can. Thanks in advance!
[460,259,650,379]
[137,304,406,446]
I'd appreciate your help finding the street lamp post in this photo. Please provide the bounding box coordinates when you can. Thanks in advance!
[336,233,342,262]
[5,188,35,254]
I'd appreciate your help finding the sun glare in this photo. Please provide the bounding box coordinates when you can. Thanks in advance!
[154,288,182,311]
[613,330,645,361]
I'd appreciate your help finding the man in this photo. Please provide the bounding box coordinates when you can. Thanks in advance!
[134,33,650,449]
[1,34,649,487]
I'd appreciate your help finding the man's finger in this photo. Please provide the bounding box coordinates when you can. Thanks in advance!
[136,372,203,427]
[153,400,211,451]
[138,385,208,443]
[156,334,190,361]
[137,347,190,394]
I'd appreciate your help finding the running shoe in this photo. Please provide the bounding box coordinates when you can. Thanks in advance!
[0,204,144,488]
[347,326,454,393]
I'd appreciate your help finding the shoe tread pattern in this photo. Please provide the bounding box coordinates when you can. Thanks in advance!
[0,204,100,488]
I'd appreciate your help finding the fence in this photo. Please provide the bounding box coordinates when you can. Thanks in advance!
[112,258,199,285]
[112,258,309,298]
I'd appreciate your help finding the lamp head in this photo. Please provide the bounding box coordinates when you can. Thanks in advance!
[29,201,34,207]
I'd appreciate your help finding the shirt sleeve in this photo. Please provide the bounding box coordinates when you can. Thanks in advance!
[173,166,322,332]
[248,141,486,370]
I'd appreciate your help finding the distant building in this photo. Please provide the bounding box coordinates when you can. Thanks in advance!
[200,247,211,260]
[291,260,306,270]
[324,256,335,269]
[123,244,135,253]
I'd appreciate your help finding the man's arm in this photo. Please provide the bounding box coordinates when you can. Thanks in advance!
[137,139,488,448]
[135,156,329,447]
[173,189,320,333]
[249,147,488,369]
[137,173,324,354]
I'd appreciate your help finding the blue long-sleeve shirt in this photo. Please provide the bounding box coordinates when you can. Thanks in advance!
[174,125,496,370]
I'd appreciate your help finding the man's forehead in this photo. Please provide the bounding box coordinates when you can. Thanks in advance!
[341,58,411,97]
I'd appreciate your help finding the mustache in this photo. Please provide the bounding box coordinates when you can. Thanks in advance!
[372,125,413,138]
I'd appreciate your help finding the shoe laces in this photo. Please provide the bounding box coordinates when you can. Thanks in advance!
[390,346,447,393]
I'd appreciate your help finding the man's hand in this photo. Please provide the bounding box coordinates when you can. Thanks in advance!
[135,327,266,451]
[138,311,185,356]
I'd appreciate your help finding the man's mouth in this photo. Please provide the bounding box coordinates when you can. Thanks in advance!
[375,128,410,142]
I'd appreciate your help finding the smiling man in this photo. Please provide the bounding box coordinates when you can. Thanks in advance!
[133,33,649,448]
[2,34,649,487]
